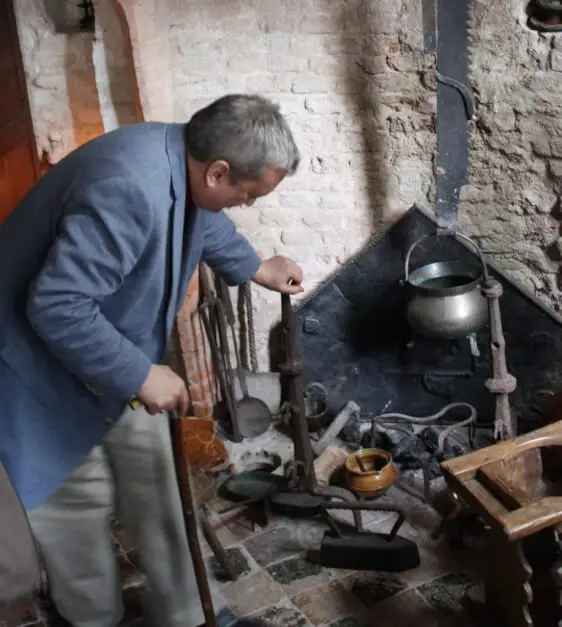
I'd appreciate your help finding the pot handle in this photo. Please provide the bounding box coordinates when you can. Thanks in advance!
[403,230,489,283]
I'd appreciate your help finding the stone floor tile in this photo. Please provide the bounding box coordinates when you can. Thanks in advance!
[279,517,327,547]
[291,580,364,625]
[339,571,406,606]
[267,556,331,595]
[360,589,439,627]
[249,602,311,627]
[207,546,254,583]
[417,572,475,614]
[220,571,285,616]
[244,527,305,567]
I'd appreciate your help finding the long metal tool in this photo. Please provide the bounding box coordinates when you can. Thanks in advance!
[168,411,217,627]
[279,293,316,491]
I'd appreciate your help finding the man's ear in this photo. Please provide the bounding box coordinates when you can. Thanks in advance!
[205,160,230,187]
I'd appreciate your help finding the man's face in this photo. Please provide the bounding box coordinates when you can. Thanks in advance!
[193,161,286,212]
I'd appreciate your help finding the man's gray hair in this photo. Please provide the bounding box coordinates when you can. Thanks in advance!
[186,94,300,182]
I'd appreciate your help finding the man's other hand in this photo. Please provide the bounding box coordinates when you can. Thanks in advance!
[252,255,304,294]
[137,365,189,416]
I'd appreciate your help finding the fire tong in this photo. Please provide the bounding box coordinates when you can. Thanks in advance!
[481,277,517,440]
[451,232,518,441]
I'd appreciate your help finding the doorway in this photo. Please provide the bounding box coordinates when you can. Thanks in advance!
[0,0,40,224]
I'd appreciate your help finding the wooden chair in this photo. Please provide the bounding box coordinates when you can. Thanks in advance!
[441,420,562,627]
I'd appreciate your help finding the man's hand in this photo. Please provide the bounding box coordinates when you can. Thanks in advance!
[252,255,304,294]
[137,365,189,416]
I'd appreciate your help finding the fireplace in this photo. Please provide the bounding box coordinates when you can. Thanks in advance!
[281,205,562,438]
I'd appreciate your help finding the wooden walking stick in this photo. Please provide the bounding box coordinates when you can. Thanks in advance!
[129,399,217,627]
[168,410,217,627]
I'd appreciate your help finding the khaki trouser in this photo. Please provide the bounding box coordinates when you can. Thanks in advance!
[27,406,222,627]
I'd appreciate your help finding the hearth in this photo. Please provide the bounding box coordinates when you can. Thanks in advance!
[277,205,562,436]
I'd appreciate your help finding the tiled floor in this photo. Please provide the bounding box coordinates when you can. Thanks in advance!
[199,475,489,627]
[1,473,491,627]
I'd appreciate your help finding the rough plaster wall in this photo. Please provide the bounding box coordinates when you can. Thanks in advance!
[116,0,174,121]
[14,0,103,163]
[13,1,437,369]
[460,0,562,315]
[92,0,142,130]
[164,0,437,368]
[13,0,139,164]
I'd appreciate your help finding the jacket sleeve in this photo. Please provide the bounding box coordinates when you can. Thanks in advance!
[26,177,154,402]
[201,210,262,286]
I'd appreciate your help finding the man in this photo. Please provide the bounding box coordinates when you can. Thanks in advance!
[0,94,304,627]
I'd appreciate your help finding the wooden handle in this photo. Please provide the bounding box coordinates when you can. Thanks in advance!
[128,397,143,411]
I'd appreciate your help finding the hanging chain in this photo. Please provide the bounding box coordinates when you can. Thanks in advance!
[243,282,259,372]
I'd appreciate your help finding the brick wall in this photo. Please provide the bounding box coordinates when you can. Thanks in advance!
[161,0,436,368]
[173,266,217,419]
[14,0,562,370]
[14,0,437,369]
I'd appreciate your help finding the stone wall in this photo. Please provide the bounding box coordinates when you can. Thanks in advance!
[460,0,562,314]
[13,0,562,368]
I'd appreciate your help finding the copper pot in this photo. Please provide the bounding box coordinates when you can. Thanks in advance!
[344,448,398,499]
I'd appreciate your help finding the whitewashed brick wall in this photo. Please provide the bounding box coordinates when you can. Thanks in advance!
[162,0,436,366]
[14,0,437,369]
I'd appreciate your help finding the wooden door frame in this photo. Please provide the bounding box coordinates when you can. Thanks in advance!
[1,0,40,179]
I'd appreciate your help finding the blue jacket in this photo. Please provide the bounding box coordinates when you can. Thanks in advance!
[0,122,261,511]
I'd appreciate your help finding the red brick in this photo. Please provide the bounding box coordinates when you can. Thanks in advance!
[175,264,217,416]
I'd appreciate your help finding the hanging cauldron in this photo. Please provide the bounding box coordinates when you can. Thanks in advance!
[403,234,489,340]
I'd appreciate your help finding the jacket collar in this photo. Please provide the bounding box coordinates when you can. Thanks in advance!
[165,123,188,201]
[164,123,190,341]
